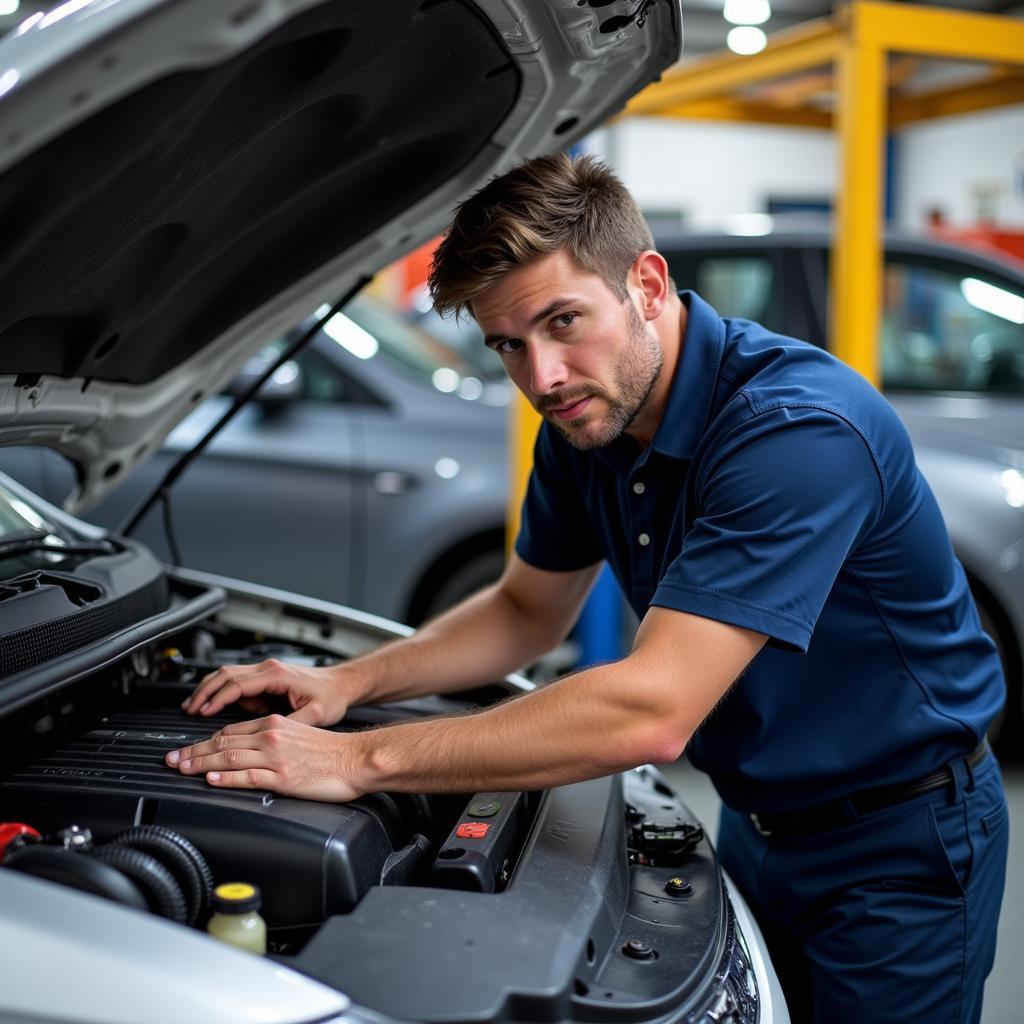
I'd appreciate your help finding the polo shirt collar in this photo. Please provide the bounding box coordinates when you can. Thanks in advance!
[650,291,725,460]
[595,290,725,474]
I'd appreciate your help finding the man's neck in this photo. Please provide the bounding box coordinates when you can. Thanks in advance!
[625,293,687,449]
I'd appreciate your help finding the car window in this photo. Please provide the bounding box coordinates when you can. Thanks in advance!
[664,253,785,335]
[229,341,358,403]
[410,305,504,381]
[696,257,775,324]
[882,258,1024,395]
[295,349,356,403]
[342,297,481,381]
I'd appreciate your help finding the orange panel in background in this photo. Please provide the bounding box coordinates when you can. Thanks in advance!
[931,227,1024,266]
[399,237,442,306]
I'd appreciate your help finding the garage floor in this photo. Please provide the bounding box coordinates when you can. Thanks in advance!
[658,758,1024,1023]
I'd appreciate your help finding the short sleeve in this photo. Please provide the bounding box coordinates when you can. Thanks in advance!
[514,425,603,572]
[651,405,884,651]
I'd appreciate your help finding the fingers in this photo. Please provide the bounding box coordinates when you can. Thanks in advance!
[163,715,357,802]
[183,662,276,717]
[205,768,281,789]
[165,716,276,769]
[167,743,266,776]
[288,701,324,725]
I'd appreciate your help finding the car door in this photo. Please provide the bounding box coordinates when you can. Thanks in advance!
[84,343,363,607]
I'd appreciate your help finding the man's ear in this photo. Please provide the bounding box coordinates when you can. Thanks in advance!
[628,250,671,322]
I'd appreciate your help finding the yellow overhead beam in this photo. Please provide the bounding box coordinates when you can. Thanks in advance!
[623,18,841,115]
[854,1,1024,66]
[628,0,1024,110]
[655,97,832,129]
[890,71,1024,127]
[644,73,1024,132]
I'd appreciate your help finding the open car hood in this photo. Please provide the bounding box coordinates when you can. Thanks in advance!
[0,0,681,512]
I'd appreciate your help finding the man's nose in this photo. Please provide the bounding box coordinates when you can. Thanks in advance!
[527,343,568,396]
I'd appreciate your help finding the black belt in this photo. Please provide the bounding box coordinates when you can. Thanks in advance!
[749,741,989,838]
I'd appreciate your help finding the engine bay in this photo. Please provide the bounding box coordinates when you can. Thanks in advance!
[0,584,753,1024]
[0,631,499,945]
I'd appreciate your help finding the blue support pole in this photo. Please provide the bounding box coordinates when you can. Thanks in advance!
[885,133,898,223]
[577,564,624,666]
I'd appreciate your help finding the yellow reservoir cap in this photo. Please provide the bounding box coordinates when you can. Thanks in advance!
[216,883,256,901]
[211,882,262,914]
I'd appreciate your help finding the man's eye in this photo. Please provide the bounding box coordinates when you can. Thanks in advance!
[553,312,577,329]
[497,339,522,355]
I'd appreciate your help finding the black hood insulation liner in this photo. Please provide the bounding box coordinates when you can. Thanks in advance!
[0,0,518,385]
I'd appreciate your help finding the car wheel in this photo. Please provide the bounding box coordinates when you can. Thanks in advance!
[421,549,506,622]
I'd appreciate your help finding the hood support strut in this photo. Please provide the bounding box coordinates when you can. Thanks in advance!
[117,276,372,557]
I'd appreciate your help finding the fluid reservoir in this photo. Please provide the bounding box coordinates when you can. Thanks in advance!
[206,882,267,954]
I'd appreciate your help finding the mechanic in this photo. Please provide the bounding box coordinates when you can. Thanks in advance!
[167,154,1008,1023]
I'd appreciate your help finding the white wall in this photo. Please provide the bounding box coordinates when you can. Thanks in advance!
[896,105,1024,231]
[588,118,837,227]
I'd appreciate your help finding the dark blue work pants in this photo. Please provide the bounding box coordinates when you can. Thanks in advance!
[718,751,1009,1023]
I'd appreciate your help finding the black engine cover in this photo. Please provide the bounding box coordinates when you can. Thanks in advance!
[0,708,413,927]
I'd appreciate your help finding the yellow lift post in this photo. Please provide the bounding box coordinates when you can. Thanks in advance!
[507,0,1024,542]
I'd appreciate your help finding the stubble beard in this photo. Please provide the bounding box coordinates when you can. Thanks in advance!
[550,303,663,452]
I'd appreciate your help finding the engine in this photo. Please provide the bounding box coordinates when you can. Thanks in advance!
[0,593,746,1024]
[0,631,484,950]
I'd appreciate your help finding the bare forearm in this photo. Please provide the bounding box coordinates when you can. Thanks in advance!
[348,662,685,794]
[340,582,561,707]
[167,609,765,803]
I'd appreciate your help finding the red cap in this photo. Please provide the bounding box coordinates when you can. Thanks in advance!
[0,823,41,858]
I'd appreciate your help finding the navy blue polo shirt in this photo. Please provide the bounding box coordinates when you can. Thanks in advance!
[515,291,1005,814]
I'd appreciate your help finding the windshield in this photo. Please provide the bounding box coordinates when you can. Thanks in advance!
[0,481,57,543]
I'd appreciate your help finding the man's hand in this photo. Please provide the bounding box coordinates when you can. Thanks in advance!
[165,714,362,802]
[181,658,354,726]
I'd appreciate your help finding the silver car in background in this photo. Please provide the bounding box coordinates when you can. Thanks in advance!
[0,295,510,626]
[656,221,1024,751]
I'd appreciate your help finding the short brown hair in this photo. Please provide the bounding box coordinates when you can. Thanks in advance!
[428,153,655,319]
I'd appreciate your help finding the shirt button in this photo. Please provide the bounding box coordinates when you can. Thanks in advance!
[638,533,651,547]
[633,481,646,495]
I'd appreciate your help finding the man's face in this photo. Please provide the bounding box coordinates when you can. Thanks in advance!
[472,250,664,451]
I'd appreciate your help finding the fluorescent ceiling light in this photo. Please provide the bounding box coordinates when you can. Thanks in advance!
[724,0,770,26]
[323,313,379,359]
[727,25,767,54]
[960,277,1024,325]
[0,0,20,17]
